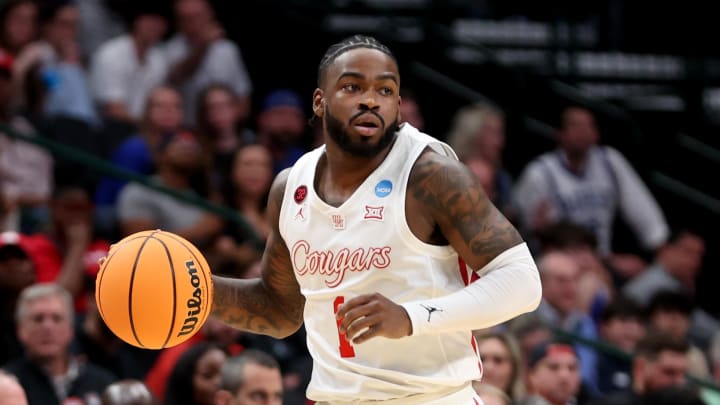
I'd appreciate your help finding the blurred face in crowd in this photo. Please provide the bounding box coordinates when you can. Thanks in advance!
[17,294,73,361]
[528,350,580,405]
[475,113,505,166]
[539,252,580,317]
[399,96,424,131]
[204,87,239,134]
[601,315,646,353]
[661,232,705,280]
[229,363,283,405]
[2,1,37,52]
[465,157,497,202]
[52,188,93,229]
[258,105,305,145]
[145,87,183,133]
[45,4,79,47]
[635,350,688,394]
[0,248,35,293]
[478,336,514,393]
[133,13,167,45]
[193,347,227,405]
[232,145,273,198]
[650,310,690,340]
[161,133,203,174]
[175,0,213,40]
[558,107,599,157]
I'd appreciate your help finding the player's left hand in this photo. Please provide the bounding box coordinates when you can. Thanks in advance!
[336,293,412,344]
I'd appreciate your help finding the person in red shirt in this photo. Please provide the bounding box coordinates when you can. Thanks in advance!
[22,184,110,313]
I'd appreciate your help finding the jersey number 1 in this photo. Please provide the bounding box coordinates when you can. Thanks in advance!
[333,296,356,358]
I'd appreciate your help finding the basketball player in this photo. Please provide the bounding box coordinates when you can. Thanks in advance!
[210,35,542,404]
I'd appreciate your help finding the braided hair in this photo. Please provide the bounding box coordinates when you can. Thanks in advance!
[317,34,397,86]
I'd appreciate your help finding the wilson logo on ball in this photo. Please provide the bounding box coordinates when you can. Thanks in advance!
[178,260,203,337]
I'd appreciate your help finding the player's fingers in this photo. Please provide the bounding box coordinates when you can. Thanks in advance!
[339,305,373,333]
[351,323,380,345]
[345,313,377,341]
[336,294,374,319]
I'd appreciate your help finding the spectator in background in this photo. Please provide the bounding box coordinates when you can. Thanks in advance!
[536,221,614,321]
[645,290,710,378]
[399,87,425,131]
[0,370,28,405]
[75,295,159,381]
[164,0,252,125]
[0,49,54,233]
[195,83,255,188]
[144,318,243,402]
[12,0,99,126]
[90,4,169,122]
[623,229,705,305]
[519,340,581,405]
[256,88,308,175]
[0,231,36,365]
[93,85,184,230]
[595,297,646,395]
[209,144,271,276]
[534,251,599,395]
[3,283,117,404]
[101,379,157,405]
[473,383,512,405]
[75,0,125,58]
[588,333,689,405]
[163,342,227,405]
[446,102,514,213]
[622,229,719,349]
[512,106,669,280]
[29,184,110,314]
[475,331,526,403]
[214,349,283,405]
[0,0,38,57]
[117,131,223,248]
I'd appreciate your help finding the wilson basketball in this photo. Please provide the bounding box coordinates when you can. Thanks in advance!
[95,230,213,349]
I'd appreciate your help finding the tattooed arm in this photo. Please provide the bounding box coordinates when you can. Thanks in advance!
[337,148,541,343]
[211,169,305,338]
[408,149,524,269]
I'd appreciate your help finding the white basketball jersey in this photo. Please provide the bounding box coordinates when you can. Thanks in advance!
[279,124,482,403]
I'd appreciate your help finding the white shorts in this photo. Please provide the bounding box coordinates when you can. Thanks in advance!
[314,384,483,405]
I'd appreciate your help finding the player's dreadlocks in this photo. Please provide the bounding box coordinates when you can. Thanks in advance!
[317,35,397,87]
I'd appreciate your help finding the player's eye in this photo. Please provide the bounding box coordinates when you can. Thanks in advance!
[343,83,360,92]
[379,87,394,96]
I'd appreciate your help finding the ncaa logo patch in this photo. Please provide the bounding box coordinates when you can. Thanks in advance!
[375,180,393,198]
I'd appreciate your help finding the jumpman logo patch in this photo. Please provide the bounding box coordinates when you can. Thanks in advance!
[420,304,444,322]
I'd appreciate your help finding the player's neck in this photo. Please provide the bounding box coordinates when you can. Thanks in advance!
[322,143,391,190]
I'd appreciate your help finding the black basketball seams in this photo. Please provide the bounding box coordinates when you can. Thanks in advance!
[127,230,161,348]
[148,235,178,349]
[158,232,213,326]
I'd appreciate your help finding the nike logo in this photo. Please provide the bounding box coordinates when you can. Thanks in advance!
[420,304,444,322]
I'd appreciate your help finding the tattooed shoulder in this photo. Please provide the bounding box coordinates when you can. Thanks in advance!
[408,148,523,267]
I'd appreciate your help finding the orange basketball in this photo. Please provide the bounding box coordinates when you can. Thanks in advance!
[95,230,213,349]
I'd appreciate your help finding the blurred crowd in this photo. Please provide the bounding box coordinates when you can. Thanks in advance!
[0,0,717,404]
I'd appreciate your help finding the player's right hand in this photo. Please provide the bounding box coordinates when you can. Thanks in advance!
[336,293,412,344]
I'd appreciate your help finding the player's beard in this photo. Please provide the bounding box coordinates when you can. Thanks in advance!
[324,104,398,158]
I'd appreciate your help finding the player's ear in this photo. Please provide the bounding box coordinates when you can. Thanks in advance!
[312,89,325,118]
